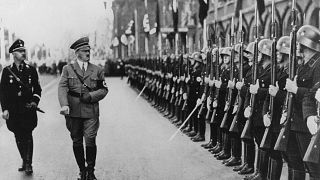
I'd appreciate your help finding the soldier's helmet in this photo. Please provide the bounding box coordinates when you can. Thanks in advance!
[245,42,255,54]
[277,36,290,55]
[191,52,202,63]
[297,25,320,52]
[220,47,232,56]
[235,43,247,54]
[258,39,272,56]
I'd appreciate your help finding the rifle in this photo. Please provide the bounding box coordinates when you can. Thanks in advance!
[274,0,297,151]
[241,3,260,140]
[220,16,236,129]
[182,53,190,111]
[230,11,244,133]
[210,38,221,123]
[260,0,277,149]
[303,82,320,163]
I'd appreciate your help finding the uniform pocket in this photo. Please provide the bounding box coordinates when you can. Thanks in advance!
[67,77,77,86]
[90,77,99,88]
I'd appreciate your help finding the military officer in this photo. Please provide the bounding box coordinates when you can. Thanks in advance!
[58,37,109,180]
[284,25,320,180]
[0,39,42,175]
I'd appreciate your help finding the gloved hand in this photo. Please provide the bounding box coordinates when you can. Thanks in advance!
[236,80,244,90]
[215,78,222,88]
[196,98,202,106]
[307,116,319,135]
[80,93,92,103]
[228,78,235,89]
[60,106,70,115]
[244,106,252,118]
[263,113,271,127]
[183,93,187,100]
[207,97,212,109]
[315,88,320,102]
[285,75,298,94]
[1,110,9,120]
[249,79,259,94]
[269,81,279,97]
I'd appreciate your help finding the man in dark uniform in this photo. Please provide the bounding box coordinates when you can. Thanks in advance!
[0,39,42,175]
[244,39,272,180]
[284,25,320,180]
[58,37,109,180]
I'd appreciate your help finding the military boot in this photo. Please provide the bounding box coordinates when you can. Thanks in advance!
[73,145,86,180]
[86,146,97,180]
[16,140,26,171]
[25,139,33,175]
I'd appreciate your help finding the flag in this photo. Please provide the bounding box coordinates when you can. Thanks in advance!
[172,0,178,32]
[155,0,160,34]
[198,0,209,27]
[234,0,242,17]
[257,0,265,16]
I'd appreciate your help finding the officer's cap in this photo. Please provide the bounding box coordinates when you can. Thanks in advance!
[297,25,320,52]
[258,39,272,56]
[70,37,91,51]
[277,36,290,55]
[9,39,25,53]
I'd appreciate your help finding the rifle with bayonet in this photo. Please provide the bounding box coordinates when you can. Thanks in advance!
[230,11,244,133]
[221,16,236,129]
[260,0,277,149]
[303,82,320,163]
[274,0,297,151]
[210,38,221,123]
[182,53,191,111]
[241,3,260,140]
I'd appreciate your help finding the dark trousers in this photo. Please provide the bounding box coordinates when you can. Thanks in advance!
[253,126,269,178]
[14,129,33,165]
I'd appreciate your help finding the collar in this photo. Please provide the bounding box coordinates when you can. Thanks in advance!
[77,60,88,71]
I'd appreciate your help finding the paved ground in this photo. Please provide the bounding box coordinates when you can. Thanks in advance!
[0,77,293,180]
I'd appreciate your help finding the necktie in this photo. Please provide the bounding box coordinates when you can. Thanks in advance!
[82,63,85,74]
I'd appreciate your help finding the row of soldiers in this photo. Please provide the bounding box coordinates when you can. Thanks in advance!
[126,22,320,180]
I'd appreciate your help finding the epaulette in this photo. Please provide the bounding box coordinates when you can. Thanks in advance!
[308,53,320,68]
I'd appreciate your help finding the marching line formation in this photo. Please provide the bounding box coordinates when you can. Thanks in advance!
[125,2,320,180]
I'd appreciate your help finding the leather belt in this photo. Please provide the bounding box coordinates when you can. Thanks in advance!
[68,91,82,97]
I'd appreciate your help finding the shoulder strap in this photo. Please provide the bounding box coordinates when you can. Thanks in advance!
[70,64,93,92]
[6,66,29,89]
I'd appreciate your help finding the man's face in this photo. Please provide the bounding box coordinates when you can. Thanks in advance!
[13,49,26,62]
[223,55,230,64]
[76,47,90,62]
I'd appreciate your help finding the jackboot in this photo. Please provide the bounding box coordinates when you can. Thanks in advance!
[86,146,97,180]
[267,158,282,180]
[25,139,33,175]
[73,145,86,177]
[16,140,26,171]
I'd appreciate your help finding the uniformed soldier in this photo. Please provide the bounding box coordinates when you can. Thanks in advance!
[0,39,42,175]
[284,25,320,180]
[233,42,255,175]
[58,37,109,180]
[244,39,272,180]
[261,36,290,180]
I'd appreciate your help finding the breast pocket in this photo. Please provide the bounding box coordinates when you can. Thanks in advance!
[90,76,99,89]
[68,77,77,86]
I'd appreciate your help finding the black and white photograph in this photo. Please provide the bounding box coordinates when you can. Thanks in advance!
[0,0,320,179]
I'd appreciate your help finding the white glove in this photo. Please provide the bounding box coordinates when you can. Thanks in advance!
[173,76,177,82]
[285,75,298,94]
[269,82,279,97]
[177,78,181,83]
[209,79,215,87]
[307,116,319,135]
[183,93,187,100]
[244,106,252,118]
[201,94,206,102]
[250,79,260,94]
[215,78,222,88]
[263,113,271,127]
[181,76,185,81]
[232,104,238,114]
[280,112,287,124]
[1,110,9,120]
[185,77,190,83]
[204,77,210,84]
[196,98,202,106]
[315,88,320,102]
[207,97,212,109]
[236,80,244,90]
[212,100,218,108]
[60,106,70,115]
[228,79,235,89]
